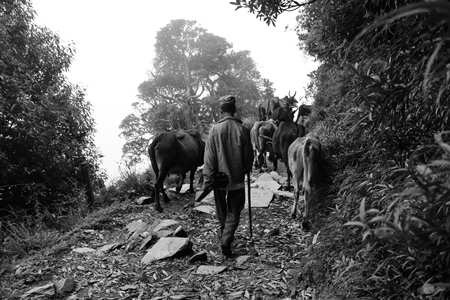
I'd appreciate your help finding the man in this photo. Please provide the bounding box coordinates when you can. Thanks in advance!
[203,95,254,257]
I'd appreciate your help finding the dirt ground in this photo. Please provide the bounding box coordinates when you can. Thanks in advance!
[1,164,342,300]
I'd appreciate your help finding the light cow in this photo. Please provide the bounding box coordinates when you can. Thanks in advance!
[250,120,278,171]
[288,133,322,228]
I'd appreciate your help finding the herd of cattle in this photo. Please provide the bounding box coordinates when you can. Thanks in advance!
[148,95,323,228]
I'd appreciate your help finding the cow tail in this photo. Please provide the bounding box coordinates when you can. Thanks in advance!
[149,136,159,176]
[303,139,312,193]
[197,136,205,167]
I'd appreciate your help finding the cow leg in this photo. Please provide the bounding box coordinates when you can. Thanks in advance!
[290,182,300,218]
[257,152,265,171]
[176,173,186,193]
[302,189,311,230]
[154,170,169,212]
[188,168,196,194]
[283,167,292,191]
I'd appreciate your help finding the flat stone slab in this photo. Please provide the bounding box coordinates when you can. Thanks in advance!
[255,173,274,182]
[274,190,294,198]
[168,183,191,194]
[269,171,282,181]
[141,237,191,264]
[196,265,227,275]
[251,180,280,191]
[153,219,180,232]
[55,278,76,293]
[97,243,118,253]
[279,177,288,185]
[193,205,216,215]
[195,190,214,203]
[21,282,55,298]
[135,196,152,205]
[245,188,273,208]
[72,247,96,254]
[126,220,147,234]
[236,255,250,266]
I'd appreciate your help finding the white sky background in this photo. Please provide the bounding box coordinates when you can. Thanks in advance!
[32,0,319,182]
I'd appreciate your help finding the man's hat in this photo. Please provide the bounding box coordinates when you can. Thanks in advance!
[219,95,236,107]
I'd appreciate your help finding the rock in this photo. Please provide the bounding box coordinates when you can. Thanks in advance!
[251,180,281,191]
[255,173,274,182]
[265,227,280,236]
[228,291,245,299]
[120,284,137,291]
[72,247,96,254]
[196,265,227,275]
[244,188,273,208]
[189,251,208,263]
[54,278,75,293]
[235,255,250,266]
[193,205,216,215]
[21,282,55,298]
[97,243,117,253]
[274,190,294,198]
[153,219,180,232]
[135,196,152,205]
[126,220,147,235]
[168,183,190,194]
[174,226,188,237]
[139,235,153,251]
[156,230,174,238]
[141,237,191,264]
[195,190,214,203]
[279,177,288,185]
[269,171,282,181]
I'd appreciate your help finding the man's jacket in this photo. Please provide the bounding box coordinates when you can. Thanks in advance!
[203,116,254,191]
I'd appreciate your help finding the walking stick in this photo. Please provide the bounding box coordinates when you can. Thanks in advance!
[247,172,253,239]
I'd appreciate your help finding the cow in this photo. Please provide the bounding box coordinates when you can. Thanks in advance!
[266,97,282,121]
[148,129,205,212]
[258,103,267,121]
[250,120,278,171]
[272,120,306,190]
[288,133,322,229]
[266,92,298,123]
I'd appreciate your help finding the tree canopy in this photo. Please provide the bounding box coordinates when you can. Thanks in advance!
[120,19,273,166]
[0,0,101,212]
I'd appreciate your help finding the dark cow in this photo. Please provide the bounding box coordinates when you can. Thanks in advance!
[288,133,322,228]
[266,97,282,121]
[297,104,312,117]
[250,120,278,171]
[272,120,306,190]
[271,106,294,123]
[148,129,205,212]
[258,103,267,121]
[266,92,297,122]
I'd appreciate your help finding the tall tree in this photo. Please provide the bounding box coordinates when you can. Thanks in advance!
[120,19,270,166]
[0,0,101,212]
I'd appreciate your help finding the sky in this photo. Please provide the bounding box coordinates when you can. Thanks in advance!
[31,0,319,182]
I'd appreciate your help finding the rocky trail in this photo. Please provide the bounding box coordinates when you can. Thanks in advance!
[1,168,337,300]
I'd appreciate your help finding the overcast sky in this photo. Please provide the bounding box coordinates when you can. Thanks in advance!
[31,0,319,182]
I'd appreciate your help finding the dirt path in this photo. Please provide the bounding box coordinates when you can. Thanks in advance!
[2,168,333,299]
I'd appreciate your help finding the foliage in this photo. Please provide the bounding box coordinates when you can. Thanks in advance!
[245,0,450,298]
[0,0,102,213]
[230,0,318,26]
[120,19,271,166]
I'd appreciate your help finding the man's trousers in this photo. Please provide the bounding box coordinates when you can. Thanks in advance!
[213,187,245,250]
